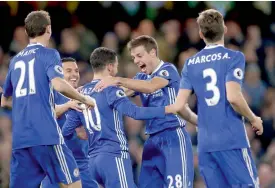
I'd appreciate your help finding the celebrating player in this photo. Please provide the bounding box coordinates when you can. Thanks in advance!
[1,10,94,188]
[166,9,263,188]
[62,47,175,188]
[94,36,196,188]
[41,57,98,188]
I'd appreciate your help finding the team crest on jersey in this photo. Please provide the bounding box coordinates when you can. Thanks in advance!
[54,65,64,75]
[116,90,126,98]
[159,70,169,77]
[73,168,79,177]
[233,68,243,80]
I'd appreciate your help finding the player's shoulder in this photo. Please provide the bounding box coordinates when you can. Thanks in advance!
[154,61,179,78]
[41,47,60,58]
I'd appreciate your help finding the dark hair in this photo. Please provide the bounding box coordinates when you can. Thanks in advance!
[61,57,76,63]
[89,47,117,72]
[127,35,158,56]
[197,9,224,43]
[24,10,51,38]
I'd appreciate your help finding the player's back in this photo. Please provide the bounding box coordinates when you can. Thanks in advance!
[81,80,129,158]
[8,43,64,149]
[185,45,249,152]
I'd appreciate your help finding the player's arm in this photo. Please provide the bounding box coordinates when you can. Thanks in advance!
[1,69,13,109]
[55,101,84,118]
[94,76,168,94]
[107,87,167,120]
[62,109,84,139]
[165,63,198,125]
[226,52,263,135]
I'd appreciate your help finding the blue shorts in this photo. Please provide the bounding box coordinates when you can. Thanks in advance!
[199,148,259,188]
[139,127,194,188]
[89,154,137,188]
[41,161,98,188]
[10,144,80,188]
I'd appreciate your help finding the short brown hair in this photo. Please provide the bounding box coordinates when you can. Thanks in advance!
[127,35,158,56]
[197,9,224,43]
[90,47,117,72]
[25,10,51,38]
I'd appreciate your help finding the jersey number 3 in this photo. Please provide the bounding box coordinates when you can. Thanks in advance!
[14,58,36,98]
[203,68,220,106]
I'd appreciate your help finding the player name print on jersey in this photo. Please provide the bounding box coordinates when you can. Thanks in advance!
[188,52,230,65]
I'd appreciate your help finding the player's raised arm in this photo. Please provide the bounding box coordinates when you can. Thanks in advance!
[106,87,167,120]
[226,52,263,135]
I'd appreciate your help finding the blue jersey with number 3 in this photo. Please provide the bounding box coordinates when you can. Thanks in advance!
[180,45,250,152]
[2,43,64,149]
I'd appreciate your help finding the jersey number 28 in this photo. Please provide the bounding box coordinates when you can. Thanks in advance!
[203,68,220,106]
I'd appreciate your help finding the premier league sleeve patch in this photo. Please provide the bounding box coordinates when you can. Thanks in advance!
[116,90,126,98]
[233,68,243,80]
[159,70,169,77]
[54,65,64,75]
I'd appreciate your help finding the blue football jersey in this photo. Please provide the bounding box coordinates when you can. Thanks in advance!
[62,80,166,159]
[134,61,186,134]
[180,44,250,152]
[54,91,88,169]
[2,43,64,149]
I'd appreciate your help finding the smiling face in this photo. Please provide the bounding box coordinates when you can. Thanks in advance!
[63,61,80,89]
[130,45,157,75]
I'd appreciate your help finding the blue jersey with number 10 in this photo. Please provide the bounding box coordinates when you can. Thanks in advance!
[2,43,64,149]
[180,45,250,152]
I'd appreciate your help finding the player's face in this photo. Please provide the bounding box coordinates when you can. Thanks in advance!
[62,61,80,89]
[130,45,155,75]
[109,57,119,76]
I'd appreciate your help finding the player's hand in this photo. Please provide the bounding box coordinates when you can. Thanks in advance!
[67,100,85,112]
[83,95,95,109]
[77,86,83,93]
[250,116,263,135]
[93,76,119,92]
[0,86,2,93]
[75,126,88,140]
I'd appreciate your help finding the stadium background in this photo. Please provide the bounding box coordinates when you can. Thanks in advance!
[0,1,275,187]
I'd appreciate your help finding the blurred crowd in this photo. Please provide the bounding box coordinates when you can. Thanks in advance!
[0,1,275,188]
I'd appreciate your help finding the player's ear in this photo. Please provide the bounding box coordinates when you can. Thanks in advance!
[149,48,156,57]
[46,25,51,35]
[224,25,227,35]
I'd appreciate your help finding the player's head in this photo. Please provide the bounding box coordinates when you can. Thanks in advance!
[24,10,52,41]
[197,9,227,44]
[61,57,79,89]
[89,47,118,77]
[127,35,159,75]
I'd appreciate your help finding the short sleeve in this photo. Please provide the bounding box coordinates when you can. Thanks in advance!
[105,86,128,108]
[180,62,193,90]
[155,65,179,84]
[45,50,64,81]
[226,52,245,85]
[3,68,13,97]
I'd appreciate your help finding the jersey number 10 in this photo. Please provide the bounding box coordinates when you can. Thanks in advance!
[14,58,36,98]
[203,68,221,106]
[82,98,102,133]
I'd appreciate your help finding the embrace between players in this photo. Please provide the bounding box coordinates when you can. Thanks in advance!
[1,8,263,188]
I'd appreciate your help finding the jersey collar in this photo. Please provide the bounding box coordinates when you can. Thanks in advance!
[27,43,44,47]
[204,44,224,49]
[151,60,164,75]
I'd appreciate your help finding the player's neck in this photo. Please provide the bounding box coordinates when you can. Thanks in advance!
[205,39,224,47]
[29,37,48,47]
[93,71,110,80]
[151,58,162,74]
